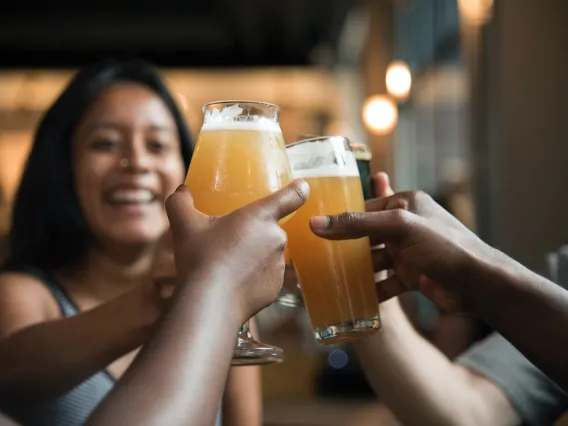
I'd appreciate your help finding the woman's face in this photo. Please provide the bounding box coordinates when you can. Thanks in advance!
[73,83,186,247]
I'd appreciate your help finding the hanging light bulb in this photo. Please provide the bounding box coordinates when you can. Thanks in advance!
[458,0,494,25]
[362,95,398,135]
[386,61,412,100]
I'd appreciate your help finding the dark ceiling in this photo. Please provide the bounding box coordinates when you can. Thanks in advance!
[0,0,356,68]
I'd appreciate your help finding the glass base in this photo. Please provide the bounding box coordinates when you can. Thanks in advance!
[232,339,285,366]
[232,321,284,366]
[314,316,381,345]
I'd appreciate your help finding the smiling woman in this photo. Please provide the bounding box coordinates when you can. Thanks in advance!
[0,60,261,426]
[6,60,193,271]
[71,83,185,247]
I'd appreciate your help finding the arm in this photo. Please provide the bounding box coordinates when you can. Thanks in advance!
[432,314,475,360]
[467,253,568,391]
[85,270,239,426]
[85,180,308,426]
[0,273,158,404]
[354,298,520,426]
[313,172,566,424]
[222,319,262,426]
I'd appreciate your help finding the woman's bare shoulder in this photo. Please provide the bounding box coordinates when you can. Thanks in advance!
[0,271,60,338]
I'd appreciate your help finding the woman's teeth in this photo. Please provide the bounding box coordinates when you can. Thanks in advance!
[108,189,155,204]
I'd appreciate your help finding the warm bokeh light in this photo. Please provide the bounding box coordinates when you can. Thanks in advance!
[458,0,494,25]
[0,132,33,234]
[362,95,398,135]
[386,61,412,100]
[175,92,189,112]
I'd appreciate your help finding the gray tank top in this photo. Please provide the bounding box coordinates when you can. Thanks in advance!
[2,267,223,426]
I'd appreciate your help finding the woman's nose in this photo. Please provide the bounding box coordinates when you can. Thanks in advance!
[121,140,152,173]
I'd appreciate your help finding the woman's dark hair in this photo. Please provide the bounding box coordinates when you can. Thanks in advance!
[3,59,194,272]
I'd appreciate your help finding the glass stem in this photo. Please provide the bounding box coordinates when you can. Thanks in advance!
[237,321,253,340]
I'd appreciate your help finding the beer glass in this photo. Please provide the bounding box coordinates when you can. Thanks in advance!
[185,100,292,365]
[285,136,381,344]
[277,139,374,309]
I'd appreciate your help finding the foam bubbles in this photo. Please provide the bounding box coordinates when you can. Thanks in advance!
[201,103,282,133]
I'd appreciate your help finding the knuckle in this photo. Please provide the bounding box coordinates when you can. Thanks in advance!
[390,197,408,210]
[412,190,430,203]
[334,211,361,228]
[405,190,420,202]
[272,227,288,249]
[291,181,309,204]
[390,208,413,227]
[390,190,430,211]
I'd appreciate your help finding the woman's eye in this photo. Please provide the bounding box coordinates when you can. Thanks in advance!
[91,139,119,151]
[148,140,168,153]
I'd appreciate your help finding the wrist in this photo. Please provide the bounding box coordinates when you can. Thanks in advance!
[174,266,244,328]
[105,284,160,348]
[461,247,527,317]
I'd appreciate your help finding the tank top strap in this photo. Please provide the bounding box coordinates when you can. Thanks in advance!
[13,265,79,317]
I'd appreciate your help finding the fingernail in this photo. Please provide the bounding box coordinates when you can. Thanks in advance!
[310,216,330,229]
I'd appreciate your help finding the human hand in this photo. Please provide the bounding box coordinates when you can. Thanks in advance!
[165,181,309,324]
[311,173,495,313]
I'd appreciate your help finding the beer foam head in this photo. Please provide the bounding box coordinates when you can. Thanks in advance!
[201,103,281,132]
[287,136,360,179]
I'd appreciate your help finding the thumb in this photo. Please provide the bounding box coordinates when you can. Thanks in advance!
[373,172,394,197]
[246,179,310,222]
[165,185,207,232]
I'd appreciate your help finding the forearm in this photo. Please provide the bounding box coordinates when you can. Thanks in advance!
[223,366,261,426]
[0,289,152,403]
[469,253,568,391]
[355,299,493,426]
[223,319,262,426]
[86,272,239,426]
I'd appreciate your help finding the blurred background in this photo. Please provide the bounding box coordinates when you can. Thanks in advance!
[0,0,567,425]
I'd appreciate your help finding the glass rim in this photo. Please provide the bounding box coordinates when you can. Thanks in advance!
[202,100,279,112]
[286,135,351,149]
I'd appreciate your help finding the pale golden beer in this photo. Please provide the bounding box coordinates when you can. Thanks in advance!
[185,101,292,365]
[285,137,380,344]
[186,129,291,214]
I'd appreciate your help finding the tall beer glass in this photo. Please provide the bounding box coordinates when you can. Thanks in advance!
[185,101,292,365]
[277,139,374,309]
[285,136,380,344]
